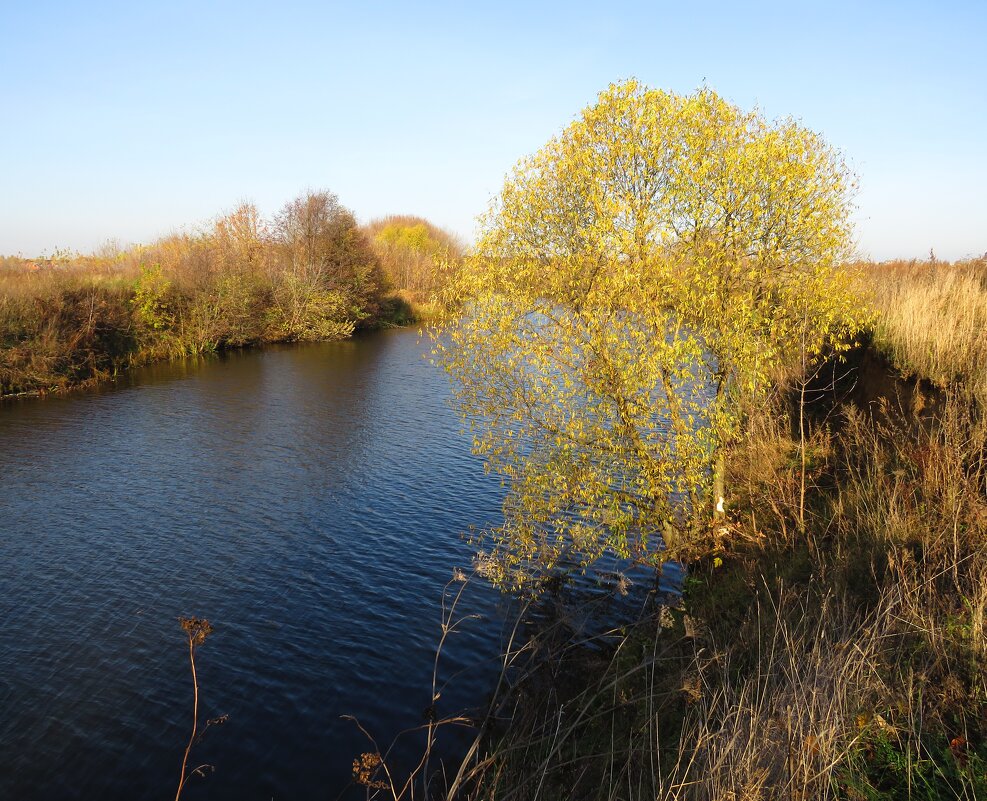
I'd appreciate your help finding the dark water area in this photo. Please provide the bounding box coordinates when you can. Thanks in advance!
[0,329,514,800]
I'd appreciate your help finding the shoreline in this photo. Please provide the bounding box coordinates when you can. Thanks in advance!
[0,304,435,404]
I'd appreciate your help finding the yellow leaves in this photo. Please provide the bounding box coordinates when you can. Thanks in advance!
[438,79,865,587]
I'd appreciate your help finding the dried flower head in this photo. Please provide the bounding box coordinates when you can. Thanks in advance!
[179,617,213,647]
[352,752,387,789]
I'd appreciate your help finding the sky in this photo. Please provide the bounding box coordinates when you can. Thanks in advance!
[1,0,984,260]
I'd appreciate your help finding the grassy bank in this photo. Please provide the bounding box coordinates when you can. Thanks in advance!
[0,197,458,398]
[426,259,987,801]
[857,255,987,402]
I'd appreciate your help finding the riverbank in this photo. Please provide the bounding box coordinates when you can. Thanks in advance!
[0,212,461,402]
[0,273,430,400]
[435,258,987,801]
[445,359,985,801]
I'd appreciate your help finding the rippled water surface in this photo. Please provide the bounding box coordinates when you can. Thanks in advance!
[0,329,509,800]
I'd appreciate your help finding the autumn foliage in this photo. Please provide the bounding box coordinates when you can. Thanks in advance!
[0,191,398,396]
[438,80,867,585]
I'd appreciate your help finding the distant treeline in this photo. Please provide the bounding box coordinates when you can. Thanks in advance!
[0,191,461,397]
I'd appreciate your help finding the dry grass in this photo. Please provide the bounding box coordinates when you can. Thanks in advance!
[440,376,987,801]
[854,256,987,401]
[0,265,137,395]
[401,255,987,801]
[447,591,885,801]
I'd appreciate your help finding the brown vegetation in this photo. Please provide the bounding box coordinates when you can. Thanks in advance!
[363,215,463,322]
[437,370,987,801]
[0,193,462,398]
[854,255,987,402]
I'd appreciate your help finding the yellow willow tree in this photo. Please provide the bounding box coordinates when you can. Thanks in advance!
[438,80,865,587]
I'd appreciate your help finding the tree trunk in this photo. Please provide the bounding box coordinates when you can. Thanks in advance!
[713,373,728,520]
[713,448,726,520]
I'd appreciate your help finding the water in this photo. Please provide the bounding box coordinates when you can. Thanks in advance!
[0,328,510,800]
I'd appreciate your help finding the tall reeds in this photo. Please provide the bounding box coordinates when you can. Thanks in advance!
[856,256,987,401]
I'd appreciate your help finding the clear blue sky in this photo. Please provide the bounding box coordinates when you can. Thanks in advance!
[1,1,984,260]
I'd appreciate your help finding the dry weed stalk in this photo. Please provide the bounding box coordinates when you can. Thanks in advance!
[346,569,533,801]
[174,616,226,801]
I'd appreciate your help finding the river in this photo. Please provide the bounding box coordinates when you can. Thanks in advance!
[0,328,509,800]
